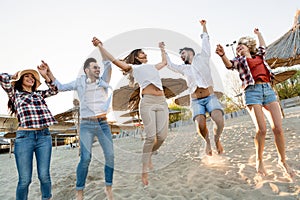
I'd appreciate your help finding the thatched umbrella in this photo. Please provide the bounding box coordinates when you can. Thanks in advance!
[112,78,188,111]
[272,70,298,85]
[265,10,300,68]
[122,117,141,125]
[119,109,139,118]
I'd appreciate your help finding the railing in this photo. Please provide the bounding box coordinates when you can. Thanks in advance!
[281,96,300,108]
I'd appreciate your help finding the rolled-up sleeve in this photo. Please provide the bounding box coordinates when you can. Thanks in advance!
[101,60,112,83]
[54,79,77,91]
[166,54,185,75]
[200,32,211,57]
[0,73,14,99]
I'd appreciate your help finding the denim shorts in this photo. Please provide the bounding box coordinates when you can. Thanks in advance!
[191,94,224,120]
[244,83,276,105]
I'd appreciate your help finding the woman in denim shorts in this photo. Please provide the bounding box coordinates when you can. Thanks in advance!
[0,63,58,200]
[216,28,294,178]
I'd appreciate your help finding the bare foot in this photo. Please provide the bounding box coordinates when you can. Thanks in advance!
[215,140,224,154]
[104,186,114,200]
[256,160,267,176]
[278,161,295,179]
[142,172,149,186]
[76,190,83,200]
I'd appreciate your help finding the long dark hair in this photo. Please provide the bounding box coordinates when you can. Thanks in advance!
[123,49,143,65]
[8,74,37,115]
[122,49,143,87]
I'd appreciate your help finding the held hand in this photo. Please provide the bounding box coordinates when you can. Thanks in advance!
[215,44,225,57]
[254,28,260,35]
[158,42,165,50]
[92,37,103,47]
[37,60,51,82]
[199,19,206,26]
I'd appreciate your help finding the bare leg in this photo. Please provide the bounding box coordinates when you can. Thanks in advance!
[142,163,149,186]
[76,190,83,200]
[263,102,295,178]
[247,105,267,176]
[104,186,114,200]
[210,110,224,154]
[195,115,212,156]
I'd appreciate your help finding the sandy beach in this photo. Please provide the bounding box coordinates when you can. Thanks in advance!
[0,106,299,200]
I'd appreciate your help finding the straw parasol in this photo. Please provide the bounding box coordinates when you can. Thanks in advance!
[113,78,188,111]
[122,117,142,125]
[119,109,139,118]
[54,107,79,122]
[265,10,300,69]
[272,70,298,85]
[174,91,223,107]
[0,115,18,133]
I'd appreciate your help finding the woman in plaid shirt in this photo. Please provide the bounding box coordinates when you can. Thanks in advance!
[216,28,294,178]
[0,62,58,200]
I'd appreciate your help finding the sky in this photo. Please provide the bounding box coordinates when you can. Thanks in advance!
[0,0,299,119]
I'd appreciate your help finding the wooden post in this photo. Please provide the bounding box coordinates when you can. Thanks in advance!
[9,139,12,158]
[55,135,58,150]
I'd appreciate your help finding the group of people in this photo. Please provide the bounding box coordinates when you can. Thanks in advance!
[0,20,294,200]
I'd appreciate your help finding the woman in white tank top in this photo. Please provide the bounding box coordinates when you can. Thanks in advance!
[92,37,169,186]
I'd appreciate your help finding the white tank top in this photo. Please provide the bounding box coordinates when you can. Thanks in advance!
[132,64,163,90]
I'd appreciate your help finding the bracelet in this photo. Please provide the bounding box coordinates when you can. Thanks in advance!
[219,53,225,57]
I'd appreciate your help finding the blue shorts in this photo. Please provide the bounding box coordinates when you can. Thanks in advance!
[191,94,224,120]
[244,83,276,105]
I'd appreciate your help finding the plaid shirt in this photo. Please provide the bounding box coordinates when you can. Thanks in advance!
[0,73,58,128]
[230,46,274,89]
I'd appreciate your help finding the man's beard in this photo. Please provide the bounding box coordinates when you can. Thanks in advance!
[183,55,191,64]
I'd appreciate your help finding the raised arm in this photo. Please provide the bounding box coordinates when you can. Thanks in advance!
[200,19,207,33]
[92,37,132,72]
[38,60,76,91]
[0,73,14,99]
[200,20,210,57]
[216,44,234,69]
[37,61,51,83]
[254,28,266,47]
[155,42,167,70]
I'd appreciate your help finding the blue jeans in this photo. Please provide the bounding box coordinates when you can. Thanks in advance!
[244,83,277,105]
[76,119,114,190]
[14,128,52,200]
[191,94,224,120]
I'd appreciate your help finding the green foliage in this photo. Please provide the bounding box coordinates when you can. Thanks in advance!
[219,95,244,114]
[168,101,192,124]
[275,70,300,100]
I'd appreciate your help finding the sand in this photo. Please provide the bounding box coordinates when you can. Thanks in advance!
[0,107,299,200]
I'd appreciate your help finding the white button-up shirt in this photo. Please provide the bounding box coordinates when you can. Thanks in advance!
[166,32,214,94]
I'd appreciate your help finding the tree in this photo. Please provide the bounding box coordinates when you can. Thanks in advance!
[221,71,245,113]
[275,70,300,99]
[168,101,192,124]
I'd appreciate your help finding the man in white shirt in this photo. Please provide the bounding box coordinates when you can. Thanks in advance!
[167,20,224,156]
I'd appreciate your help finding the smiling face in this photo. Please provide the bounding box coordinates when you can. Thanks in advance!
[22,73,36,90]
[135,50,148,64]
[180,49,194,64]
[236,43,250,56]
[85,62,101,80]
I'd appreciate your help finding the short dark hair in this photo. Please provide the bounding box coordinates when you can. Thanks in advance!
[83,58,97,70]
[179,47,195,56]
